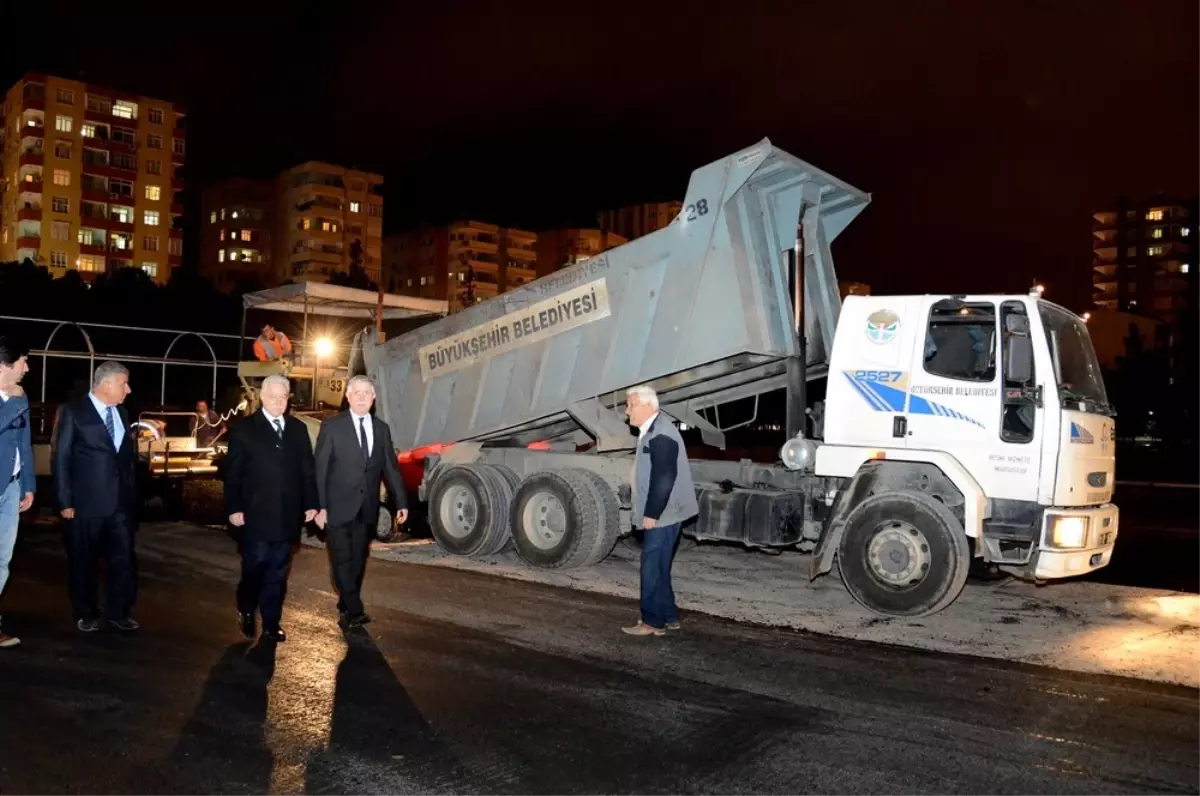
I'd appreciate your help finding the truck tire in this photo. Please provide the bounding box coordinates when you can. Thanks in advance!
[837,491,970,617]
[428,464,512,557]
[510,469,608,569]
[375,507,397,542]
[575,469,620,566]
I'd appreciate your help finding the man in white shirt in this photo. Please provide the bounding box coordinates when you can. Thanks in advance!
[314,375,407,627]
[0,337,34,648]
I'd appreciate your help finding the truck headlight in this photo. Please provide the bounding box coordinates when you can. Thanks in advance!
[1048,516,1090,549]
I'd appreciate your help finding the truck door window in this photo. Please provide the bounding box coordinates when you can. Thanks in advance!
[1000,301,1036,444]
[923,301,996,382]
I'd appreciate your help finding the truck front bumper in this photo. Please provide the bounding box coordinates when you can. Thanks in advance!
[1034,503,1119,579]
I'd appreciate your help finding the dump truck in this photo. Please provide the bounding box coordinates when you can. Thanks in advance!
[355,139,1119,616]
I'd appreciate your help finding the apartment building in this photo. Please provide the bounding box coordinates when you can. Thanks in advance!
[535,228,627,276]
[1092,197,1197,325]
[274,162,383,286]
[200,178,275,292]
[596,201,681,242]
[384,221,538,311]
[0,72,186,283]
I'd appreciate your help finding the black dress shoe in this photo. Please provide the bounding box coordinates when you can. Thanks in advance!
[347,613,371,628]
[239,612,256,639]
[262,627,287,643]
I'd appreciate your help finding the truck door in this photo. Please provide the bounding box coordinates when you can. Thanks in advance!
[904,298,1041,502]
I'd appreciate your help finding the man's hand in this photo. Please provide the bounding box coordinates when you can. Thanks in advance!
[396,509,409,525]
[229,512,245,527]
[304,509,317,523]
[61,508,75,520]
[642,517,658,530]
[18,492,33,512]
[315,509,327,529]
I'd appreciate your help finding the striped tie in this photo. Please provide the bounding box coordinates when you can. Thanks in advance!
[104,406,116,448]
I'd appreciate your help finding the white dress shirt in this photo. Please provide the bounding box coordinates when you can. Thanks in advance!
[0,390,18,477]
[262,407,286,435]
[89,392,124,451]
[350,411,374,457]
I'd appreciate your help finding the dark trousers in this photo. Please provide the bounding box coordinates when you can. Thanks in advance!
[64,510,137,621]
[237,541,294,631]
[639,522,681,629]
[327,520,373,616]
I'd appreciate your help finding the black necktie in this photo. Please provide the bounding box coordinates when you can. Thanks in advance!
[273,418,284,440]
[358,416,369,458]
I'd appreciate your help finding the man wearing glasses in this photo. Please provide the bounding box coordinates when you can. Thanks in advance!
[314,375,407,628]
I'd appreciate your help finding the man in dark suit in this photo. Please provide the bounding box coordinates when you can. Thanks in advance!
[53,360,139,632]
[314,375,407,627]
[224,375,318,642]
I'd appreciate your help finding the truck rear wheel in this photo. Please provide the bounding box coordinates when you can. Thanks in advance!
[428,464,513,557]
[510,469,615,568]
[837,491,970,617]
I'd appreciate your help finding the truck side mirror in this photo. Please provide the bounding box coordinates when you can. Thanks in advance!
[1004,314,1033,385]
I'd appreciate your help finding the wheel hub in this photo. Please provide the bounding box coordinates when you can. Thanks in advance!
[867,521,931,587]
[521,492,567,551]
[438,485,478,539]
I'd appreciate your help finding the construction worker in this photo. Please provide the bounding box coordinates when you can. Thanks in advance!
[253,324,293,363]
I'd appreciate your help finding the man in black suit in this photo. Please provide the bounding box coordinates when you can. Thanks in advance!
[53,360,139,632]
[314,375,407,627]
[224,375,318,642]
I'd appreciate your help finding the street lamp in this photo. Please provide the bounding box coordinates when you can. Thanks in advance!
[313,336,335,409]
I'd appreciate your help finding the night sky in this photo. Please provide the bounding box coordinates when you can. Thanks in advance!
[4,1,1197,312]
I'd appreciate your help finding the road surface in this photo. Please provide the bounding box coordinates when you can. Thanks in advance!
[0,521,1196,794]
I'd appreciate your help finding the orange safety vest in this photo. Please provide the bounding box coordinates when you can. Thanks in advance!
[253,332,293,361]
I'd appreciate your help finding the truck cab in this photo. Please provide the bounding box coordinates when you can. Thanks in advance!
[816,294,1117,612]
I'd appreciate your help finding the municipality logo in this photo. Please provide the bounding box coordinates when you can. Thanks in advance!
[1070,422,1095,445]
[866,309,900,345]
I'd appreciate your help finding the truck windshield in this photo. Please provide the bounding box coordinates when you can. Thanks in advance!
[1038,302,1111,413]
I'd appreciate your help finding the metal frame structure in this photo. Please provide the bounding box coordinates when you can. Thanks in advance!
[0,315,246,405]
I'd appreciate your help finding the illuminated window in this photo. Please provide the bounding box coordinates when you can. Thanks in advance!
[146,160,162,175]
[52,196,69,213]
[148,108,164,125]
[229,250,239,261]
[302,218,311,230]
[1182,227,1191,237]
[143,235,160,252]
[51,251,68,267]
[218,250,225,263]
[145,185,161,201]
[81,123,96,138]
[146,134,162,150]
[142,262,158,277]
[55,115,73,133]
[77,255,104,272]
[420,276,427,285]
[210,211,217,223]
[56,88,74,104]
[111,206,134,223]
[112,100,137,120]
[1147,245,1165,256]
[350,201,361,213]
[144,210,160,226]
[219,230,226,241]
[1183,264,1191,274]
[322,221,331,232]
[1151,227,1165,239]
[240,230,251,242]
[53,169,70,186]
[220,209,226,220]
[1146,209,1165,221]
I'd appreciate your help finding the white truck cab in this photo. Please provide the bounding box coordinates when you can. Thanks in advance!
[813,294,1117,613]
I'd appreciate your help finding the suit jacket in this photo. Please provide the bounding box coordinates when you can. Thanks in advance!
[0,393,35,496]
[314,410,406,528]
[224,411,318,543]
[52,397,137,519]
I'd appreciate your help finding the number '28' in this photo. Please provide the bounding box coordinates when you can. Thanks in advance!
[685,199,709,222]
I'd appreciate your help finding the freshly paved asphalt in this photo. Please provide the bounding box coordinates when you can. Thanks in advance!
[0,521,1196,795]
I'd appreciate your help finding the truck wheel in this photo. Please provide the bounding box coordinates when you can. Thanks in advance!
[575,470,620,566]
[375,507,397,542]
[837,491,970,617]
[510,469,609,568]
[428,465,512,557]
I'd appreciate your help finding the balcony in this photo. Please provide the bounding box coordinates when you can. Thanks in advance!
[168,254,182,267]
[1093,246,1118,261]
[79,243,107,257]
[169,228,183,239]
[1093,279,1117,293]
[21,95,45,112]
[18,180,44,195]
[17,207,42,221]
[18,151,44,167]
[84,108,114,125]
[1093,263,1117,276]
[170,202,184,215]
[16,235,41,249]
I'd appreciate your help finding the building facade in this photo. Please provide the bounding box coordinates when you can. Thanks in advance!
[535,228,627,276]
[273,162,383,286]
[596,201,681,242]
[1092,197,1196,325]
[199,178,275,292]
[384,220,538,311]
[0,72,187,283]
